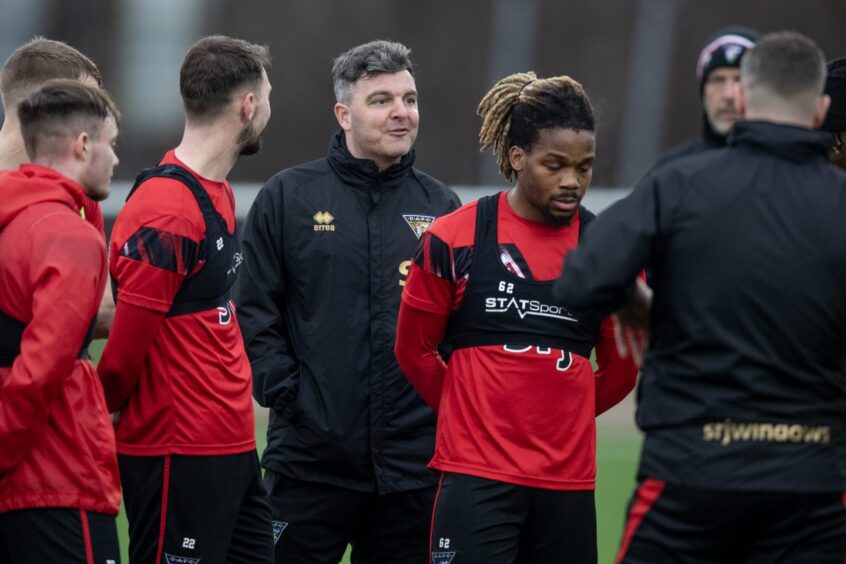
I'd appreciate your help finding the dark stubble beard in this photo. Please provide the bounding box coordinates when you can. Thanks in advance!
[238,121,262,156]
[540,205,573,227]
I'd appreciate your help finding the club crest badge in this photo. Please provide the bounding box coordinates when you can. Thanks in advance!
[432,552,456,564]
[402,214,435,239]
[724,44,744,64]
[272,521,288,545]
[164,554,201,564]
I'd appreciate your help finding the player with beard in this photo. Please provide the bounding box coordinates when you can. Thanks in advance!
[97,35,274,564]
[394,72,637,563]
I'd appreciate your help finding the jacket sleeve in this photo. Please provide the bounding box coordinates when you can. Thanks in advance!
[234,181,300,411]
[554,168,668,315]
[594,315,638,415]
[0,218,105,474]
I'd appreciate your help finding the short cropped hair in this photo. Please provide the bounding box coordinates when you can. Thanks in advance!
[180,35,271,122]
[1,37,101,109]
[741,31,826,102]
[18,79,120,160]
[332,40,413,103]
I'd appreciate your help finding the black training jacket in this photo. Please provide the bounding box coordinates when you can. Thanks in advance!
[555,121,846,492]
[235,131,460,493]
[654,112,729,169]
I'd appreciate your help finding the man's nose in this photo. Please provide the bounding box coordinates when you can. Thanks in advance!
[390,98,409,119]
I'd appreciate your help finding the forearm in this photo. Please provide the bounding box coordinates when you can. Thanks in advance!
[97,301,165,412]
[594,317,638,415]
[554,179,661,315]
[395,301,448,411]
[92,277,115,339]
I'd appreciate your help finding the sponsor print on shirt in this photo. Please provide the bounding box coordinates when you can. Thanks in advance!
[485,296,577,322]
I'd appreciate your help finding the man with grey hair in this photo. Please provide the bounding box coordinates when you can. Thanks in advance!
[555,31,846,561]
[235,39,459,563]
[656,27,758,167]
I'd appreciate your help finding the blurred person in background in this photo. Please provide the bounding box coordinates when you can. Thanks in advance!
[556,31,846,563]
[235,39,460,564]
[395,72,637,564]
[0,79,121,564]
[656,27,758,166]
[822,56,846,169]
[0,36,115,337]
[98,35,274,564]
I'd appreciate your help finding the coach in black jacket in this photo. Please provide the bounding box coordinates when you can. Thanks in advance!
[556,32,846,561]
[655,27,757,168]
[235,40,459,564]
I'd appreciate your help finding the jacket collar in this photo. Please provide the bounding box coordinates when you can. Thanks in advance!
[728,120,831,162]
[326,130,416,189]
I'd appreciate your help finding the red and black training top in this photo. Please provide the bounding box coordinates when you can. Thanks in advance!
[396,191,637,490]
[102,151,254,457]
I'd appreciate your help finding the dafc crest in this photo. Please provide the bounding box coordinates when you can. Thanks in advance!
[402,214,435,239]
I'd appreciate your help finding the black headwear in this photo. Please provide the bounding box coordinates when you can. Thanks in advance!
[696,26,759,96]
[823,57,846,132]
[695,26,759,145]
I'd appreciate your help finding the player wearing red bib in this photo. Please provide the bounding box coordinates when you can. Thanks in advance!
[396,72,637,564]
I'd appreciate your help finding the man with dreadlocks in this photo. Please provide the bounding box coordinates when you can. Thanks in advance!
[395,72,637,563]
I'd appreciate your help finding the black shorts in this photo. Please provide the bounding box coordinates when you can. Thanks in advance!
[617,479,846,563]
[430,472,597,564]
[0,507,119,563]
[264,469,435,564]
[119,450,273,564]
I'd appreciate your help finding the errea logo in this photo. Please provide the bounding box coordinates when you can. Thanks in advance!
[313,211,335,232]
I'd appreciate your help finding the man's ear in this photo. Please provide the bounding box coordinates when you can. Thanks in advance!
[72,131,90,161]
[813,94,831,129]
[240,91,257,122]
[334,102,351,131]
[509,145,525,173]
[735,82,747,118]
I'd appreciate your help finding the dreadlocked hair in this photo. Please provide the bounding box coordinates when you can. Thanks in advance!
[477,71,595,180]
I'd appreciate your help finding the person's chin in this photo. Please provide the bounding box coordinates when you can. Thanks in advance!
[88,189,109,202]
[541,208,573,227]
[240,138,262,156]
[712,116,739,135]
[382,143,411,160]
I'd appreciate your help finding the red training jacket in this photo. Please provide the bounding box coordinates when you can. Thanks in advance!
[0,164,119,515]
